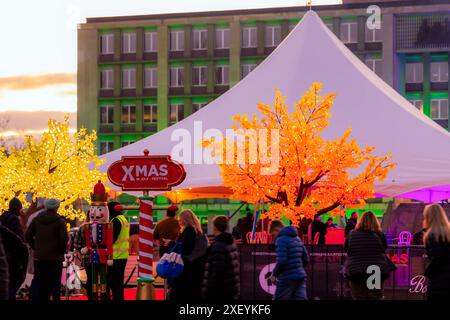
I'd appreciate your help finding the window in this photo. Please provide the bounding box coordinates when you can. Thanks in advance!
[365,21,381,42]
[242,26,257,48]
[216,65,229,85]
[144,67,157,88]
[170,67,184,87]
[121,141,134,147]
[100,69,114,89]
[340,22,357,43]
[100,105,114,124]
[170,104,184,123]
[122,68,136,89]
[193,29,207,50]
[430,61,449,83]
[121,105,136,123]
[408,99,423,111]
[215,28,230,49]
[100,142,114,155]
[144,104,158,123]
[192,66,207,86]
[122,32,136,53]
[100,34,114,54]
[193,103,206,112]
[365,59,382,77]
[264,25,281,47]
[144,31,158,52]
[170,30,184,51]
[431,99,449,120]
[406,62,423,83]
[241,64,257,78]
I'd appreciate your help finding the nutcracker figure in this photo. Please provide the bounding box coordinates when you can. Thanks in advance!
[81,181,114,300]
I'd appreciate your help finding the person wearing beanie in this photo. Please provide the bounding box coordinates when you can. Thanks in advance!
[106,201,129,301]
[25,198,68,301]
[153,205,181,257]
[0,197,24,239]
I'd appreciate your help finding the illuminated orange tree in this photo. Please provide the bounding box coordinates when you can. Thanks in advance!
[203,83,395,224]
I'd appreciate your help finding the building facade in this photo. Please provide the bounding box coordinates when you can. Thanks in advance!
[77,0,450,154]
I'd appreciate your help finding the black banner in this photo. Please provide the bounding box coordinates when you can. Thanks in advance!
[238,245,427,300]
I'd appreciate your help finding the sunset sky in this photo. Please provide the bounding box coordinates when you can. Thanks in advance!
[0,0,339,138]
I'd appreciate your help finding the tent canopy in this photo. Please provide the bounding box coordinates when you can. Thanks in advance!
[99,11,450,203]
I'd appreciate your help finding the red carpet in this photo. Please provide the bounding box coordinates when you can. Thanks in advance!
[69,288,165,300]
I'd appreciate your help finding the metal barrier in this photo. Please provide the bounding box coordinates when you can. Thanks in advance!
[238,244,428,300]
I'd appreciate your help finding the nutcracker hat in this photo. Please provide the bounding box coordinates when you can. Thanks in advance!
[91,180,108,205]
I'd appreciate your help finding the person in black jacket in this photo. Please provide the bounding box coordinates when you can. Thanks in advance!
[345,212,358,238]
[0,223,28,300]
[169,209,207,301]
[25,198,68,301]
[0,198,24,239]
[344,211,388,300]
[202,216,239,301]
[0,233,9,300]
[422,203,450,300]
[311,215,327,245]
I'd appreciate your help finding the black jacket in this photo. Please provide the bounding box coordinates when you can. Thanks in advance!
[424,234,450,300]
[0,210,23,240]
[344,230,388,282]
[25,210,68,261]
[0,225,28,290]
[169,226,206,301]
[0,233,9,300]
[201,232,239,300]
[344,218,357,237]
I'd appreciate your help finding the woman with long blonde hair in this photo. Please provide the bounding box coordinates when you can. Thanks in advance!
[422,204,450,300]
[178,209,203,235]
[169,209,207,301]
[344,211,389,300]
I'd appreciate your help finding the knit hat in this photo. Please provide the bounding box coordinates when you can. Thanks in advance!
[167,205,179,217]
[44,198,60,211]
[8,197,23,212]
[108,201,122,218]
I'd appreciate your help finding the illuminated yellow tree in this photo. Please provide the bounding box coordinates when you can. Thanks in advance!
[0,116,106,220]
[204,83,395,224]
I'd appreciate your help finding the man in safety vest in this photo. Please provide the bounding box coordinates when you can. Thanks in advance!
[107,201,129,301]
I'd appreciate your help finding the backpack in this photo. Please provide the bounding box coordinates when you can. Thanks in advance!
[184,233,209,262]
[156,243,184,279]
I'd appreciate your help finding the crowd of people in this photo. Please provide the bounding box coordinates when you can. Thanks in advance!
[1,197,450,301]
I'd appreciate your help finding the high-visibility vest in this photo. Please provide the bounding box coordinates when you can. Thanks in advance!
[112,215,130,260]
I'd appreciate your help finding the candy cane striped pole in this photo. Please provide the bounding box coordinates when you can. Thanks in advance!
[138,197,155,280]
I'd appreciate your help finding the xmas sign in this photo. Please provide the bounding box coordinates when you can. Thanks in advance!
[107,150,186,191]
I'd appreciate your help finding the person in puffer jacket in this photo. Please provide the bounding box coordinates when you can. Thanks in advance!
[201,216,239,301]
[272,225,309,300]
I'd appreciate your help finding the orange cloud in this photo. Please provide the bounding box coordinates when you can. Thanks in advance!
[0,73,76,91]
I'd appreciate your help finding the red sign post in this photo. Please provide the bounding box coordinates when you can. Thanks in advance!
[107,149,186,300]
[107,149,186,191]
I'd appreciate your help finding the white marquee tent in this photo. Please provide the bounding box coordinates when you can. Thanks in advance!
[98,10,450,203]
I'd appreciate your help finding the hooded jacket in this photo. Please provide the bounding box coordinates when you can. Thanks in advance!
[25,210,68,261]
[273,226,309,280]
[0,198,24,240]
[201,232,240,300]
